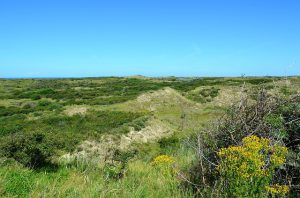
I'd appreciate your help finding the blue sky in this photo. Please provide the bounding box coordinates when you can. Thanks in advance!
[0,0,299,77]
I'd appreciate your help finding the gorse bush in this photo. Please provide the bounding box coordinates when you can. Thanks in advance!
[217,135,288,197]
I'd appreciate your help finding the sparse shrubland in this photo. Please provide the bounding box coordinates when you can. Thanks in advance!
[0,76,299,197]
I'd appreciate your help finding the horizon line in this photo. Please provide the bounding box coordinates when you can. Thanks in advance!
[1,75,298,80]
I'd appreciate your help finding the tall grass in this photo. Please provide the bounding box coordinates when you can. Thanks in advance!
[1,149,195,197]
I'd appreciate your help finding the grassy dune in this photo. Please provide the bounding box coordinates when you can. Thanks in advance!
[0,76,299,197]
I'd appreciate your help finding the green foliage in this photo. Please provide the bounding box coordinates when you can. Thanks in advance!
[103,163,124,180]
[104,149,137,180]
[187,87,220,103]
[0,114,26,137]
[0,100,63,118]
[0,162,71,198]
[277,101,300,196]
[14,88,56,100]
[2,168,35,197]
[1,77,277,106]
[0,110,146,168]
[241,78,273,85]
[9,78,168,105]
[158,136,180,151]
[0,105,34,117]
[280,86,296,96]
[264,114,287,139]
[0,132,54,168]
[127,116,148,131]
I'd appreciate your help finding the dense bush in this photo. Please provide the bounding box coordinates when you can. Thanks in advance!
[0,114,26,137]
[0,133,54,168]
[187,87,220,103]
[217,135,288,197]
[188,89,300,197]
[158,136,180,150]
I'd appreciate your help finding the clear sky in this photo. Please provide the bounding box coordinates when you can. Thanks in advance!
[0,0,299,77]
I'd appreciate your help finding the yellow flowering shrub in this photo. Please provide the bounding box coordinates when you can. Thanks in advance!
[266,184,289,196]
[151,155,175,166]
[217,135,289,197]
[151,155,176,179]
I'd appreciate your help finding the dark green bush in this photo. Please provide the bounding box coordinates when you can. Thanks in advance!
[187,87,220,103]
[0,133,54,168]
[0,114,26,137]
[158,136,180,150]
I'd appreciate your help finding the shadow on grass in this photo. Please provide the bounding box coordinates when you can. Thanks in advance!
[32,162,60,173]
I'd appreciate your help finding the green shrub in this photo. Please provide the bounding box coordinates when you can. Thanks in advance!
[0,133,54,168]
[104,149,136,180]
[0,114,26,137]
[158,136,180,150]
[189,89,300,197]
[280,86,295,96]
[187,87,220,103]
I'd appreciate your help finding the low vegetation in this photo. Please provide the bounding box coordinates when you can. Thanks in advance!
[0,76,299,197]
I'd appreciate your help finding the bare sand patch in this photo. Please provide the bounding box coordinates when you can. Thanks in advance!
[64,106,88,116]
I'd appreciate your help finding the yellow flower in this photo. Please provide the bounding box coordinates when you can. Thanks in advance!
[270,155,285,165]
[217,135,289,195]
[266,184,289,195]
[217,135,289,197]
[151,155,175,166]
